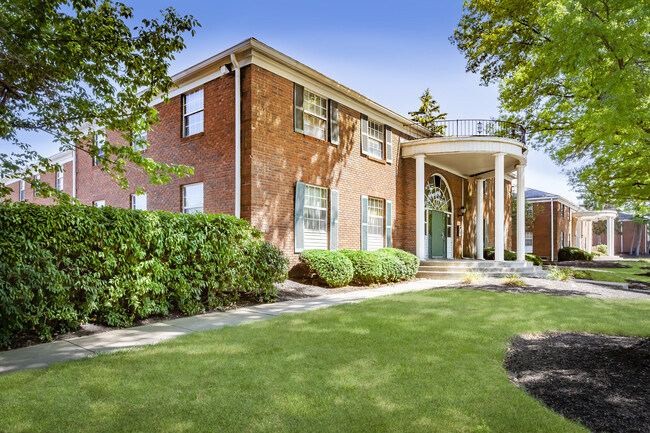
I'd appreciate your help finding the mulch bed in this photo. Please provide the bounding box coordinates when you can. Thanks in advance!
[505,332,650,433]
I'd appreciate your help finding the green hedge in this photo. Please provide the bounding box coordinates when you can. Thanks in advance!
[301,248,419,287]
[558,247,594,262]
[299,250,354,287]
[484,247,542,266]
[0,203,288,347]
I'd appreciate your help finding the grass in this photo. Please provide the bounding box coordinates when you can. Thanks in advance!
[501,274,527,287]
[588,260,650,284]
[0,290,649,432]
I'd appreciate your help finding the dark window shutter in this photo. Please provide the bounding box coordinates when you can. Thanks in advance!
[294,83,304,134]
[361,195,368,250]
[360,114,369,155]
[329,100,339,145]
[330,189,339,250]
[385,126,393,163]
[386,199,393,247]
[294,181,306,252]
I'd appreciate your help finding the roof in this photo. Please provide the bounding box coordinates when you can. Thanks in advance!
[525,188,558,200]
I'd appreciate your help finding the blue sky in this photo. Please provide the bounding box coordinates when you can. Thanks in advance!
[6,0,580,203]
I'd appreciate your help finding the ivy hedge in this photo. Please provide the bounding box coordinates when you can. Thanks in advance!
[0,203,288,348]
[299,248,419,287]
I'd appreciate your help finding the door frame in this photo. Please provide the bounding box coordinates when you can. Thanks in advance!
[424,172,454,259]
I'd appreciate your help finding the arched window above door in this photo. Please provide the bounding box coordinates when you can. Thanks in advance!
[425,174,451,213]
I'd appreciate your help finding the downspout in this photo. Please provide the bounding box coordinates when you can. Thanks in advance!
[230,53,241,219]
[550,198,554,262]
[72,149,76,199]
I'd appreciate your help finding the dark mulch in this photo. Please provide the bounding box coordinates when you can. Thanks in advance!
[506,333,650,433]
[628,280,650,291]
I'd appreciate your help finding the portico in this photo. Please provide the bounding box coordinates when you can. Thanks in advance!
[574,210,619,257]
[402,120,528,262]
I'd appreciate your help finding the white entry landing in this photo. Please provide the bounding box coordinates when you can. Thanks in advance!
[417,259,547,280]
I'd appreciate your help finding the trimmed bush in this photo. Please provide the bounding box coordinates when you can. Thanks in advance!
[484,247,517,261]
[525,253,543,266]
[339,250,384,285]
[484,247,542,266]
[299,250,354,288]
[558,247,594,262]
[0,203,288,347]
[378,248,419,278]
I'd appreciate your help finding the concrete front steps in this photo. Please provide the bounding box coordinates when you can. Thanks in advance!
[417,259,547,280]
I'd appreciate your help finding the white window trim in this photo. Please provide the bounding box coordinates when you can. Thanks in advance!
[93,200,105,208]
[183,89,204,137]
[367,197,384,251]
[303,184,328,250]
[94,133,105,166]
[303,88,328,141]
[182,182,204,214]
[525,232,533,254]
[19,180,25,201]
[33,174,40,197]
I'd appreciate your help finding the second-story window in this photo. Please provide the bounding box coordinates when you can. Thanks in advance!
[303,90,328,140]
[56,170,64,191]
[94,134,105,166]
[132,129,148,152]
[19,180,25,201]
[33,174,40,197]
[367,119,384,159]
[183,89,204,137]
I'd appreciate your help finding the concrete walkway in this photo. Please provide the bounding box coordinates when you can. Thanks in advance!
[0,279,455,375]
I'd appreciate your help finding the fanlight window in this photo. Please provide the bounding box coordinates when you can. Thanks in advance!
[425,175,451,213]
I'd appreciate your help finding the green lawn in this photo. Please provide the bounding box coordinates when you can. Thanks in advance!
[586,260,650,284]
[1,290,650,433]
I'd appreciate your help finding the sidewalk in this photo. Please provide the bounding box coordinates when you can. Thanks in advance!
[0,279,455,375]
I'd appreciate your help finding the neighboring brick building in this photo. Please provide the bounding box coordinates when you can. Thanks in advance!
[3,38,531,265]
[593,213,649,255]
[3,151,75,204]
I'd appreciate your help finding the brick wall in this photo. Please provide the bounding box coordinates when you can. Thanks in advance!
[247,65,405,265]
[3,161,74,204]
[75,72,237,214]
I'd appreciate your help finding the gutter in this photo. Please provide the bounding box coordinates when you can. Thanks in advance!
[72,149,76,198]
[230,53,241,219]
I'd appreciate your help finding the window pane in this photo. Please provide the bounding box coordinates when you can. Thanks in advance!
[367,137,383,159]
[303,185,327,233]
[183,183,204,213]
[184,111,204,136]
[184,89,204,115]
[304,91,327,119]
[368,198,384,236]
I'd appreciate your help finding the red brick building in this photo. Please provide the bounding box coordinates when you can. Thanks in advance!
[3,39,531,265]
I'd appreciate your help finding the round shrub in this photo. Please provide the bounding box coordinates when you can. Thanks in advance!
[299,250,353,288]
[378,248,419,279]
[339,250,384,285]
[525,253,543,266]
[558,247,594,262]
[376,250,408,282]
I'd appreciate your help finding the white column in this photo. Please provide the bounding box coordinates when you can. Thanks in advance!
[415,155,426,260]
[494,153,505,261]
[476,179,484,259]
[607,216,614,256]
[516,164,526,261]
[577,218,583,250]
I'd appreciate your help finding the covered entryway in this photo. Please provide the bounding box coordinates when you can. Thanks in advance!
[404,119,528,262]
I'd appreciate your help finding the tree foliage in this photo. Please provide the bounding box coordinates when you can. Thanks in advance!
[409,88,447,135]
[451,0,650,213]
[0,0,200,200]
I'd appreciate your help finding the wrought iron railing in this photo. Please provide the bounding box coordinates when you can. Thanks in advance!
[403,119,526,144]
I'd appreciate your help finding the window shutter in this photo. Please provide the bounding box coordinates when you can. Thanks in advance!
[385,126,393,163]
[386,199,392,247]
[294,181,306,252]
[329,100,339,145]
[329,189,339,250]
[294,83,304,134]
[360,114,369,155]
[361,195,368,250]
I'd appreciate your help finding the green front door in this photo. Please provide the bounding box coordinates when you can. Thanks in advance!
[428,210,446,258]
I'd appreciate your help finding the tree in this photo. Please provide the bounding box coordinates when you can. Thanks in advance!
[450,0,650,213]
[409,88,447,135]
[1,0,200,200]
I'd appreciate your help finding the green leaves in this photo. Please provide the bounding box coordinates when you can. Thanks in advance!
[451,0,650,213]
[1,0,200,201]
[0,203,288,347]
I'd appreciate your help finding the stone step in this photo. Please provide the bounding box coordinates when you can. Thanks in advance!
[418,265,534,273]
[419,260,533,268]
[416,269,546,280]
